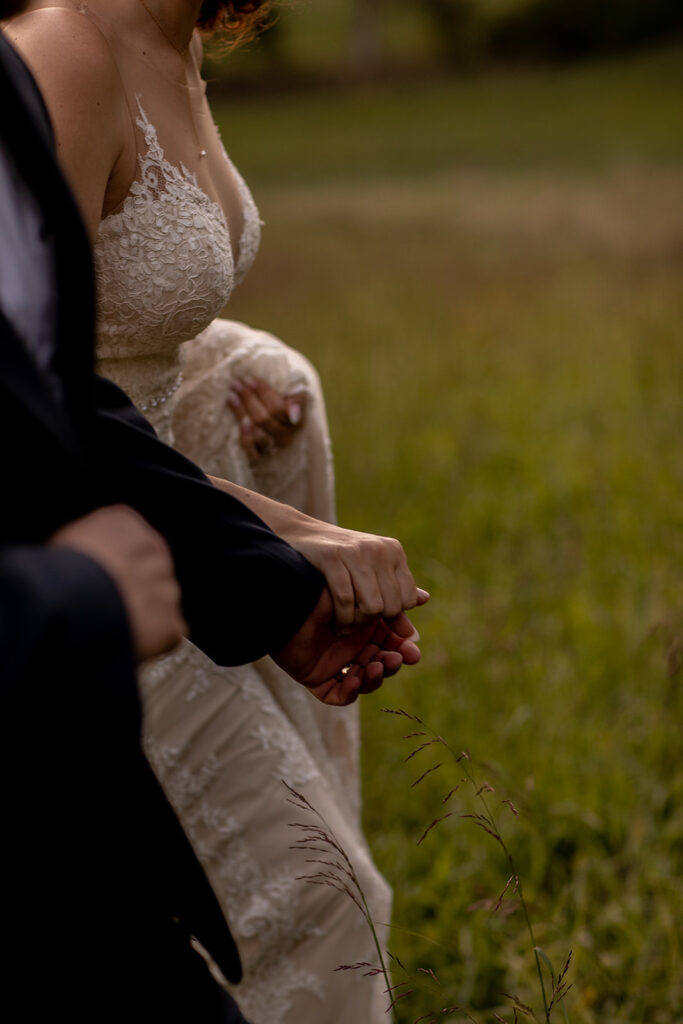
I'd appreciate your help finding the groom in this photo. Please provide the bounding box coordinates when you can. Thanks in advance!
[0,7,419,1021]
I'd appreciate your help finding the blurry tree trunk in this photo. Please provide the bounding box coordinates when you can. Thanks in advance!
[347,0,385,77]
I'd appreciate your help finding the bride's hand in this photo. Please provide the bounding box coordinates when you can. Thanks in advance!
[227,376,307,463]
[205,476,429,629]
[285,520,430,630]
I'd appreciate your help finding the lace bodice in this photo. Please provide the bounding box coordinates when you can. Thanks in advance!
[95,102,261,364]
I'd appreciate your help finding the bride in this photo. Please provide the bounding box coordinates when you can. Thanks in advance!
[5,2,426,1020]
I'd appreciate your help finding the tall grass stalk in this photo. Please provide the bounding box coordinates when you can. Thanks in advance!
[287,703,573,1023]
[383,707,572,1023]
[283,781,395,1010]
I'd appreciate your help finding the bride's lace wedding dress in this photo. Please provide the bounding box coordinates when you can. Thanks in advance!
[94,83,391,1024]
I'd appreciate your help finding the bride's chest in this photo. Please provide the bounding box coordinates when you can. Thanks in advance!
[95,104,261,359]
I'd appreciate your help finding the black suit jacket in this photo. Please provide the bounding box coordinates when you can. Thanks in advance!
[0,33,323,1020]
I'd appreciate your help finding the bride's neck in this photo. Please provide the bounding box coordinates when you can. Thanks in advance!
[134,0,203,53]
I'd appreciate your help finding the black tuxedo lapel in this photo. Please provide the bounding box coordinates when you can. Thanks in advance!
[0,32,97,426]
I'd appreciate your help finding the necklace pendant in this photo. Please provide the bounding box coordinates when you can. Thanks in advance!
[199,149,207,158]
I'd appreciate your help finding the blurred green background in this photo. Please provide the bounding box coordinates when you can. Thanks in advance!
[210,3,683,1021]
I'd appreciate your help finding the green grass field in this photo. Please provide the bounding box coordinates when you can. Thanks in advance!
[212,46,683,1023]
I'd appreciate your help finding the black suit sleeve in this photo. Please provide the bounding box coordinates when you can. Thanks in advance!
[87,375,325,667]
[0,544,136,703]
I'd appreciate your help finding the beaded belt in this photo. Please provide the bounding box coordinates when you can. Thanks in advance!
[140,370,185,413]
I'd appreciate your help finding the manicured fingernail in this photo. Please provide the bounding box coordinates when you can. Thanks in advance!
[245,375,258,388]
[406,627,420,643]
[288,403,301,425]
[232,378,244,393]
[227,390,240,409]
[240,415,252,433]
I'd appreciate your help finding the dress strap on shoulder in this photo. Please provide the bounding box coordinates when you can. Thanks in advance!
[71,3,139,148]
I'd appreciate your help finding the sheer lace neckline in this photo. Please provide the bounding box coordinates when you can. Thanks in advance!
[94,99,261,361]
[100,99,261,278]
[102,99,229,245]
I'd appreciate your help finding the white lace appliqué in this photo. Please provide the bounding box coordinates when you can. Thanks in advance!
[94,97,390,1023]
[225,151,262,287]
[95,101,260,362]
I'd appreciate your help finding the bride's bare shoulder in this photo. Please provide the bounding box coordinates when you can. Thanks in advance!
[5,5,124,112]
[5,5,132,238]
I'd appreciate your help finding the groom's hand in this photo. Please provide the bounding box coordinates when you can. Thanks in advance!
[273,588,422,705]
[50,505,187,661]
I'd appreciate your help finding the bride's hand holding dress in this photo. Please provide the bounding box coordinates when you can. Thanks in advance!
[227,375,307,462]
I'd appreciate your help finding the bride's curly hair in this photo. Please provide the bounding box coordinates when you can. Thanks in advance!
[198,0,274,47]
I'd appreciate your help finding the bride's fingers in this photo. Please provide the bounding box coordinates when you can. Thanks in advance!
[350,537,425,619]
[376,566,405,620]
[285,391,307,427]
[237,378,305,446]
[396,562,422,612]
[243,376,287,417]
[238,416,264,464]
[248,377,307,430]
[233,379,290,444]
[323,561,356,629]
[353,564,387,619]
[227,387,247,421]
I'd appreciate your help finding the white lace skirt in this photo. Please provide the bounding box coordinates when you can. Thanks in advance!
[134,319,392,1023]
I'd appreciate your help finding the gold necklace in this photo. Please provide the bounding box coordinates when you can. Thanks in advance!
[137,0,208,158]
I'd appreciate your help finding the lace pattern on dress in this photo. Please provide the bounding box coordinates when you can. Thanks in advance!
[143,654,328,1023]
[95,101,261,363]
[226,153,263,286]
[93,94,390,1022]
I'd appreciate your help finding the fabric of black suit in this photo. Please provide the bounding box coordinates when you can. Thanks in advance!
[0,33,324,1022]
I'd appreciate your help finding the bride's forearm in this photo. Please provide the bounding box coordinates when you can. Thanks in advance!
[207,475,312,542]
[207,476,428,627]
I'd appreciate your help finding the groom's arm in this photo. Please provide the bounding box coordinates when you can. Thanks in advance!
[0,542,135,701]
[86,378,422,702]
[0,504,187,700]
[87,375,325,667]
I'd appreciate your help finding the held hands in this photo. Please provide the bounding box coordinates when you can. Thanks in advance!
[282,520,430,630]
[227,376,306,463]
[274,588,422,706]
[50,505,187,662]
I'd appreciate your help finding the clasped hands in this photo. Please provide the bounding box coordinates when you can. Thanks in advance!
[271,520,429,704]
[274,588,424,706]
[51,503,428,706]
